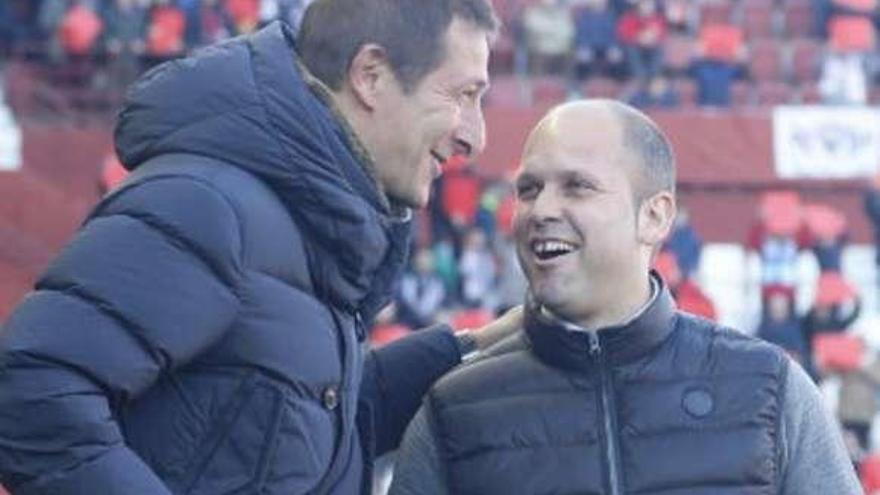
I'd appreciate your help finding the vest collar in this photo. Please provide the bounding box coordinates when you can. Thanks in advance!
[525,272,678,371]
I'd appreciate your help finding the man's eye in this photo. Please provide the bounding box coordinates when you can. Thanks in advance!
[517,183,538,198]
[567,180,594,192]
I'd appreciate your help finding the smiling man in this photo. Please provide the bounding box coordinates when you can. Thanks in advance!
[0,1,521,494]
[389,100,860,495]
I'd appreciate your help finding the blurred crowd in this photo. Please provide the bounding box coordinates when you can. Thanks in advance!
[2,0,880,111]
[492,0,880,107]
[0,0,312,94]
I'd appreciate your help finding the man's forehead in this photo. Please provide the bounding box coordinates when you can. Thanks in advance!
[520,111,625,172]
[434,18,491,83]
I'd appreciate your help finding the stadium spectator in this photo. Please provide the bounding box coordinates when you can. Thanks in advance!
[804,204,848,272]
[103,0,148,57]
[688,37,747,107]
[521,0,575,75]
[747,192,809,301]
[458,227,498,310]
[803,273,862,372]
[573,0,623,81]
[0,0,39,57]
[617,0,666,82]
[819,44,869,104]
[440,157,483,246]
[396,248,447,329]
[188,0,231,46]
[757,289,812,376]
[103,0,148,87]
[432,235,461,304]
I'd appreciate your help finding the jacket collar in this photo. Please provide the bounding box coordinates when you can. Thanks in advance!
[525,272,678,371]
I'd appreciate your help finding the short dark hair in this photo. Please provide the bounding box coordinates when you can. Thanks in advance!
[296,0,498,93]
[612,103,676,203]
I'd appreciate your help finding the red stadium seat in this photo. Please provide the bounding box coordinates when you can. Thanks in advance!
[813,333,864,372]
[803,204,847,241]
[741,1,778,40]
[789,38,823,84]
[699,1,733,26]
[452,308,494,330]
[815,272,858,308]
[782,2,814,38]
[748,40,785,82]
[370,323,411,346]
[759,190,802,235]
[829,15,876,52]
[59,4,103,56]
[861,453,880,494]
[699,24,744,62]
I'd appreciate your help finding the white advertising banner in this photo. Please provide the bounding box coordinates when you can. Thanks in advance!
[0,105,21,172]
[773,106,880,179]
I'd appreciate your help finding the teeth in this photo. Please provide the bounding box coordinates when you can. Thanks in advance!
[533,241,576,254]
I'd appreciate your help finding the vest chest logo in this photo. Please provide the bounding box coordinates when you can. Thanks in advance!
[682,386,714,418]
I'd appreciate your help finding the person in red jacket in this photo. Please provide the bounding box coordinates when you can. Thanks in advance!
[617,0,666,82]
[144,0,186,67]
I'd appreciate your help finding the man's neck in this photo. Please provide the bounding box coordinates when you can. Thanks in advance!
[543,276,657,333]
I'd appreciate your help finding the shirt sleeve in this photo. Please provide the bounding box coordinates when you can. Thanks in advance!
[359,326,461,456]
[780,359,863,494]
[387,406,450,495]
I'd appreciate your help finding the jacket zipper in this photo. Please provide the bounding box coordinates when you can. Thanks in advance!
[588,331,623,495]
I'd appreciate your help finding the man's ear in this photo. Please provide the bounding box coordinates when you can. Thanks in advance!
[345,43,393,111]
[638,191,676,247]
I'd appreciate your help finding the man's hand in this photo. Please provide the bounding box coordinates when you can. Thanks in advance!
[471,306,524,351]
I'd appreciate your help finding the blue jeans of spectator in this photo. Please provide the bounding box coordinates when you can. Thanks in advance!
[625,45,663,82]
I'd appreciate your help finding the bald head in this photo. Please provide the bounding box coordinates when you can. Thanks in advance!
[524,100,676,203]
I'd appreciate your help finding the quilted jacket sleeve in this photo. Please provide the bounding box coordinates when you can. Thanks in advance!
[0,176,244,494]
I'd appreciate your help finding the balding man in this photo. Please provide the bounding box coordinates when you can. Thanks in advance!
[389,100,860,495]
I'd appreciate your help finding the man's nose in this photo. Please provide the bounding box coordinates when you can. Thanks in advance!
[452,104,486,159]
[530,187,564,223]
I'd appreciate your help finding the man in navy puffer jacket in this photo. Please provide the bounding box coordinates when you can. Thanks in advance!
[0,0,510,493]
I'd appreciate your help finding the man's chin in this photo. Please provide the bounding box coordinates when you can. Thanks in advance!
[387,190,427,210]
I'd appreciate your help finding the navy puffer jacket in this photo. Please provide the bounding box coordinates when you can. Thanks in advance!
[0,22,461,494]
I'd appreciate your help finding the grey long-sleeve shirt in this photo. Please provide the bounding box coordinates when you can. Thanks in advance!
[389,359,862,495]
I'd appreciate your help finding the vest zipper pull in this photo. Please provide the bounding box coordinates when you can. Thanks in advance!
[588,331,601,356]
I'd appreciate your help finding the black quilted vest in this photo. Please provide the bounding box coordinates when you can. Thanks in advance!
[428,279,789,495]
